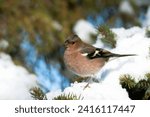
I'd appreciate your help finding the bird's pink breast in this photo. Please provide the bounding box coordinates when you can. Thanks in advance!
[64,50,105,77]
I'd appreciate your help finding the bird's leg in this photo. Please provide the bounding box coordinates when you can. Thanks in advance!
[83,82,90,90]
[83,77,92,90]
[72,76,88,83]
[92,78,100,83]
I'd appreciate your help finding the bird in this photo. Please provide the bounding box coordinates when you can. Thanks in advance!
[64,34,136,83]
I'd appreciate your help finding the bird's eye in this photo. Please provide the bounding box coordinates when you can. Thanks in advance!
[72,42,75,44]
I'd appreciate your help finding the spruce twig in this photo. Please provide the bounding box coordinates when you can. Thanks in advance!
[53,93,84,100]
[97,25,116,48]
[30,87,47,100]
[145,27,150,38]
[120,73,150,100]
[120,74,136,89]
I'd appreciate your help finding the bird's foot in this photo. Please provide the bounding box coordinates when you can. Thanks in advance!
[73,77,88,83]
[83,82,90,90]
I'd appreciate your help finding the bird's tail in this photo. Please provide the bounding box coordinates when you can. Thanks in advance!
[109,53,137,58]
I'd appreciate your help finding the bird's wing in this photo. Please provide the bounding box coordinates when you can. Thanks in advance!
[80,46,112,59]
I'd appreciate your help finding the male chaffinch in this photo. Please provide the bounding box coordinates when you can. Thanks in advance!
[64,34,136,79]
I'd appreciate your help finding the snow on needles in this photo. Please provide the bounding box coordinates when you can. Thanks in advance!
[119,0,134,15]
[47,21,150,100]
[73,20,97,43]
[0,53,37,99]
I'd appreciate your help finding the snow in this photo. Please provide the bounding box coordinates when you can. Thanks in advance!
[119,0,134,15]
[1,19,150,99]
[144,6,150,26]
[47,21,150,100]
[46,89,62,99]
[73,19,97,43]
[52,21,62,31]
[47,82,129,100]
[0,53,37,99]
[133,0,150,6]
[0,39,9,49]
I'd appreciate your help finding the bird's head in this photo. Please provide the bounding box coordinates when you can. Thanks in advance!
[64,34,82,49]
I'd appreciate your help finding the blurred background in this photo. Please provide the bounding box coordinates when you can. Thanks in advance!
[0,0,150,93]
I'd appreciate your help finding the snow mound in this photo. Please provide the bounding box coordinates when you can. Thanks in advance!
[47,25,150,100]
[119,0,134,15]
[73,19,97,43]
[47,82,129,100]
[0,53,37,99]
